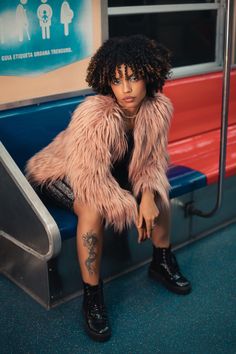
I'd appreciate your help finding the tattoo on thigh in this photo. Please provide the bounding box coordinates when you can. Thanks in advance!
[82,231,98,275]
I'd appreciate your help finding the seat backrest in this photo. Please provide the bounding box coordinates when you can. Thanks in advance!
[1,70,235,172]
[0,96,85,171]
[164,70,236,143]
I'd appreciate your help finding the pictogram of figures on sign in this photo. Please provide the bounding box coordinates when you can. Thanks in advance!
[37,0,53,39]
[16,0,31,42]
[60,1,74,36]
[0,0,74,44]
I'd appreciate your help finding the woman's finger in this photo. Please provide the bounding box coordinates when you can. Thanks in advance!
[138,211,143,228]
[145,220,152,238]
[136,216,143,243]
[138,223,148,243]
[138,227,144,243]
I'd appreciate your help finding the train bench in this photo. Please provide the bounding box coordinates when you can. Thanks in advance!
[0,70,235,308]
[166,70,236,186]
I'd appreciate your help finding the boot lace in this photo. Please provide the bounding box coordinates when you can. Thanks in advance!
[87,288,107,320]
[161,250,181,279]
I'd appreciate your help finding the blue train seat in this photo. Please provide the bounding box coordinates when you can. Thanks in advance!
[0,96,207,242]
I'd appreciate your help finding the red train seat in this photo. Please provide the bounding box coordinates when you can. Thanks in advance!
[165,69,236,185]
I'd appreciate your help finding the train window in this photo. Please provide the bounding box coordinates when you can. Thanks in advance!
[109,1,215,5]
[108,1,224,76]
[109,11,216,68]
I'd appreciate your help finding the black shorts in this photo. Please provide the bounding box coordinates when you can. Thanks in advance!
[34,178,75,211]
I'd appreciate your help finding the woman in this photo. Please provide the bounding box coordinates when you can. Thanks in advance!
[26,35,191,342]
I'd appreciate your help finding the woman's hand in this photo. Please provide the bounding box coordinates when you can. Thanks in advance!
[136,190,159,243]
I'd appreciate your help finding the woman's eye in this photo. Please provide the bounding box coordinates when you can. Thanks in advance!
[129,75,138,82]
[112,78,120,85]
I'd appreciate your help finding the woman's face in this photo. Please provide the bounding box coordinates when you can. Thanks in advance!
[110,65,146,115]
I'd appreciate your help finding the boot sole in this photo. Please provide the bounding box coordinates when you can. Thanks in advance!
[84,324,112,342]
[148,268,192,295]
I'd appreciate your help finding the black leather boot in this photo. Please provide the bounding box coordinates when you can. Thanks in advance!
[148,245,191,295]
[82,280,111,342]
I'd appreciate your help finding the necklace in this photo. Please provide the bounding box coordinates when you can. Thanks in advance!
[122,112,137,119]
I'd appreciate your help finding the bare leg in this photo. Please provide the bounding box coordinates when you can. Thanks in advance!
[74,200,111,340]
[74,199,104,285]
[151,199,171,248]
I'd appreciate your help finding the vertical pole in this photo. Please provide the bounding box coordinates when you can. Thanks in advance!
[216,0,233,208]
[186,0,233,217]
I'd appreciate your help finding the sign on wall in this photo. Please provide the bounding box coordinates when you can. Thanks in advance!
[0,0,104,109]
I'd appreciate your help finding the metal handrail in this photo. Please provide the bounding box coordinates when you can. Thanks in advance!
[0,142,61,260]
[185,0,233,218]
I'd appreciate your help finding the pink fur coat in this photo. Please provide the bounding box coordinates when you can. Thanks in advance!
[26,93,173,231]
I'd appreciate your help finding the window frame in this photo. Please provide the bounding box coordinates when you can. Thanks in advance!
[108,1,229,78]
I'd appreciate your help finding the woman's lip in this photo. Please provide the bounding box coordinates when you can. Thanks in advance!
[123,97,135,102]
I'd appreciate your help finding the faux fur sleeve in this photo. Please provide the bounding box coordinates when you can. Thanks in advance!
[129,94,173,209]
[65,96,138,232]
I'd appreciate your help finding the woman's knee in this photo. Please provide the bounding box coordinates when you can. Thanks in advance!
[73,200,103,227]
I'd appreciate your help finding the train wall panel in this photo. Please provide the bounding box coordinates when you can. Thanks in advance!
[190,175,236,237]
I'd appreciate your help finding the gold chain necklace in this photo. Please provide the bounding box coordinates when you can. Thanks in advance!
[122,112,137,119]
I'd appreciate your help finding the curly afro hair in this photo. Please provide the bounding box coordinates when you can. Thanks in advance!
[86,34,171,97]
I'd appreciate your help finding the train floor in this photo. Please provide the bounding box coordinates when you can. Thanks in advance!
[1,222,236,354]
